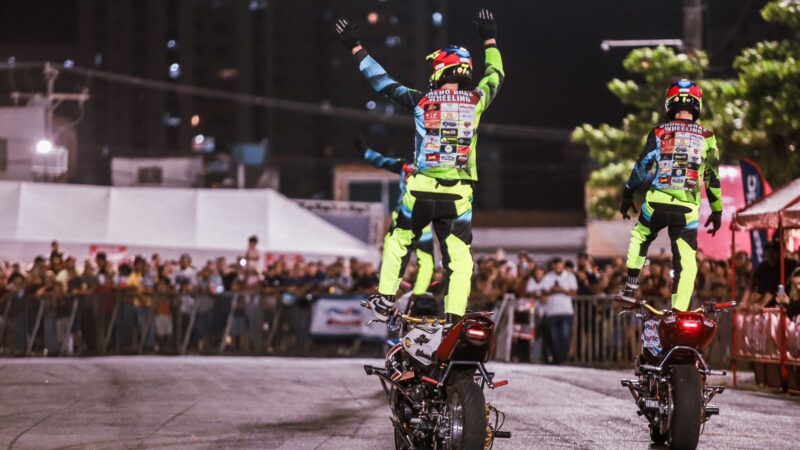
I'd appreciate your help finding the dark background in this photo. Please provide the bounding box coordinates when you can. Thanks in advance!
[0,0,780,223]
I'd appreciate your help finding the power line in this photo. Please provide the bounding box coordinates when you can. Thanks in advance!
[0,61,572,142]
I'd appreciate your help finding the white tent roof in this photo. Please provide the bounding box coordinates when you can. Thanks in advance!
[734,178,800,230]
[0,181,377,262]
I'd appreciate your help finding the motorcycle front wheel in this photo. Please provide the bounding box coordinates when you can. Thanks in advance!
[668,364,703,450]
[444,375,488,450]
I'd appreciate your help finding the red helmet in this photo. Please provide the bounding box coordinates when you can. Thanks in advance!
[664,79,703,121]
[425,45,472,89]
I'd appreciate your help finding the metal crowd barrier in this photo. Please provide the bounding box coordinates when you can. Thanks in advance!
[492,294,733,368]
[733,308,800,392]
[0,290,289,357]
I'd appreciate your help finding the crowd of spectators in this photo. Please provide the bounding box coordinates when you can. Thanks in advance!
[1,237,798,360]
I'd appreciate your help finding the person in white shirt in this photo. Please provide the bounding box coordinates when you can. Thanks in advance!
[541,257,578,365]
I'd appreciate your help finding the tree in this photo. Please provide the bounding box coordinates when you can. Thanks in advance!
[731,0,800,185]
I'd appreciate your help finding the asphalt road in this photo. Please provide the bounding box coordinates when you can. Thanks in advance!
[0,357,797,449]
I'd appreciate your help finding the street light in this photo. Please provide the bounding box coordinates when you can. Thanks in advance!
[600,39,685,52]
[35,139,53,154]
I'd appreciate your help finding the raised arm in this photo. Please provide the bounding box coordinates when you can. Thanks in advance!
[474,10,504,112]
[335,18,423,111]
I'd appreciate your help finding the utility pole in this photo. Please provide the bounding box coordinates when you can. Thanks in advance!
[683,0,704,53]
[9,62,90,181]
[10,62,90,141]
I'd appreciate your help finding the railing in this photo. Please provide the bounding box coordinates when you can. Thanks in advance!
[0,290,743,370]
[0,290,327,357]
[733,308,800,392]
[492,294,733,368]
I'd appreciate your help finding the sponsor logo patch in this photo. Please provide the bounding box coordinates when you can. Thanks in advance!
[441,128,458,137]
[425,153,439,162]
[441,103,459,112]
[457,146,471,155]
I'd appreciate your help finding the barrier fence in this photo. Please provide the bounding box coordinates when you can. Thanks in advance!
[732,308,800,392]
[2,289,792,383]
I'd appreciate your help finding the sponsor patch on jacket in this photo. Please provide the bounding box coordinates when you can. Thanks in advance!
[425,153,439,162]
[457,146,471,155]
[442,112,458,121]
[440,153,457,163]
[441,128,458,137]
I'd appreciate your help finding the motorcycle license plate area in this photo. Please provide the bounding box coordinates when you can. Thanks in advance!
[642,319,662,355]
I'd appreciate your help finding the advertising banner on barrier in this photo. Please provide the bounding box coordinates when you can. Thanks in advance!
[310,296,388,341]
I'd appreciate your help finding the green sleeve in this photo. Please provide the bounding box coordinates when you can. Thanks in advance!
[477,46,504,113]
[703,135,723,212]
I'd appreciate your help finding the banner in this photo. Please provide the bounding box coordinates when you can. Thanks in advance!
[740,159,770,266]
[89,244,128,266]
[309,296,388,341]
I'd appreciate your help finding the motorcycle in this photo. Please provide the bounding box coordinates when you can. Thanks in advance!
[618,297,735,449]
[362,296,511,449]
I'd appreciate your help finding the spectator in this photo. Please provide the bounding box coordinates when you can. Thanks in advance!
[776,267,800,320]
[641,262,670,304]
[541,257,578,365]
[245,235,260,270]
[742,241,797,310]
[575,252,601,296]
[127,256,156,351]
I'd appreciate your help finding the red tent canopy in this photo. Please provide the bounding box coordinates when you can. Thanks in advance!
[733,178,800,230]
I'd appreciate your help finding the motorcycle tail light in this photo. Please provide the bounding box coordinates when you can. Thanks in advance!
[678,319,701,331]
[465,323,488,342]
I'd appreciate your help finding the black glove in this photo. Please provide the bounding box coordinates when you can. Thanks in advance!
[334,18,361,50]
[474,9,497,41]
[705,211,722,236]
[619,196,637,220]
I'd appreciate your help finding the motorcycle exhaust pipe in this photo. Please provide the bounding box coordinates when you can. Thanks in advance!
[705,404,720,416]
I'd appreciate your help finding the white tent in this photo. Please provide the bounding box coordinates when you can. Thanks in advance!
[0,181,377,263]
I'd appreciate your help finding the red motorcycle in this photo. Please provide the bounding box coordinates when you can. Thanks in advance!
[363,298,511,449]
[618,298,735,449]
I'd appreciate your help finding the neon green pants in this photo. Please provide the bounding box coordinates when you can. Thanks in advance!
[626,191,699,311]
[379,174,473,315]
[389,211,434,296]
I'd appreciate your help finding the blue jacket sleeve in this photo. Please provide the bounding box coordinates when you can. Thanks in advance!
[364,148,405,174]
[624,129,658,197]
[354,50,424,111]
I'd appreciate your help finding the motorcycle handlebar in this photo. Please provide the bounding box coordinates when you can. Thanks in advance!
[360,301,445,325]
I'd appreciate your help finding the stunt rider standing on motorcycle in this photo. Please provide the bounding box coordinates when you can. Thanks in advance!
[335,9,504,325]
[358,140,435,296]
[619,79,722,311]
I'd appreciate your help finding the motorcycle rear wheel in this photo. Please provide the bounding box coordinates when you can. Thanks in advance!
[445,375,488,450]
[668,364,703,450]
